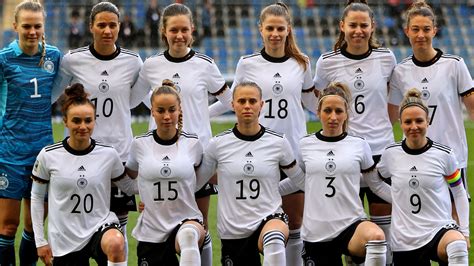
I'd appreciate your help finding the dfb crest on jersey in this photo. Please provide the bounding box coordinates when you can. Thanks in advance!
[305,259,316,266]
[421,90,430,100]
[43,59,55,73]
[354,77,365,90]
[161,166,171,177]
[272,83,283,95]
[243,162,254,175]
[223,257,233,266]
[409,178,419,189]
[140,260,149,266]
[98,81,110,93]
[325,159,336,174]
[0,173,9,190]
[77,178,88,189]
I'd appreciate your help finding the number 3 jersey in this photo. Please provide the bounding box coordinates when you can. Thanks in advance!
[126,130,203,243]
[314,47,396,155]
[32,138,124,256]
[200,126,298,239]
[53,45,143,161]
[388,49,473,168]
[377,139,460,251]
[0,41,61,165]
[299,131,374,242]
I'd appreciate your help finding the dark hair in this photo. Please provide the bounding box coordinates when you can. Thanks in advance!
[318,82,352,132]
[399,88,429,118]
[233,81,263,100]
[14,0,47,67]
[404,0,436,28]
[334,0,380,51]
[259,2,309,71]
[160,3,194,49]
[150,79,183,136]
[60,83,95,117]
[90,1,120,24]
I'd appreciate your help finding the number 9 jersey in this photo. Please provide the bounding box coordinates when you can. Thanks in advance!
[0,41,61,166]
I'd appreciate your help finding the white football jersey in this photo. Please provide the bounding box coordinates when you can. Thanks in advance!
[200,126,297,239]
[231,50,314,155]
[377,139,459,251]
[53,45,143,161]
[133,49,227,146]
[314,47,396,155]
[127,130,203,243]
[32,138,124,256]
[389,49,473,168]
[299,131,374,242]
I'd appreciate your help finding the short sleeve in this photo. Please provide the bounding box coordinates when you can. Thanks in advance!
[313,55,330,91]
[377,149,391,179]
[32,149,50,182]
[456,58,474,95]
[388,69,403,106]
[205,60,226,95]
[360,140,375,171]
[110,149,125,179]
[279,136,297,167]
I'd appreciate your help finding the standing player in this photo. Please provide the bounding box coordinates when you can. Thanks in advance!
[0,1,61,264]
[131,4,233,263]
[210,4,317,264]
[313,1,397,264]
[388,0,474,202]
[366,89,469,265]
[31,83,137,266]
[197,82,304,266]
[280,82,387,266]
[127,80,206,265]
[52,2,143,257]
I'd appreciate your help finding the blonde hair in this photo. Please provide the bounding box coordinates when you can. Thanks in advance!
[399,88,429,118]
[318,82,352,132]
[14,0,46,66]
[259,2,308,71]
[150,79,183,137]
[334,0,380,51]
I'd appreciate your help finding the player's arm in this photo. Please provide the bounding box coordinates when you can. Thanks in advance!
[462,88,474,121]
[278,161,305,196]
[131,67,152,109]
[446,169,470,239]
[113,171,138,195]
[364,170,392,203]
[30,176,52,266]
[301,86,317,114]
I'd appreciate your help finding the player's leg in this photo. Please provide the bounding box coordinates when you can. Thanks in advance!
[0,198,20,266]
[436,228,468,265]
[347,220,386,266]
[195,182,217,266]
[110,185,136,261]
[258,214,289,266]
[96,224,126,265]
[175,221,205,266]
[221,232,261,266]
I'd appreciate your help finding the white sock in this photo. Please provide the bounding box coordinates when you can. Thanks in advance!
[117,214,129,260]
[107,261,127,266]
[365,240,387,266]
[286,229,303,266]
[200,231,212,266]
[371,215,392,265]
[446,239,468,266]
[263,230,286,266]
[177,224,201,266]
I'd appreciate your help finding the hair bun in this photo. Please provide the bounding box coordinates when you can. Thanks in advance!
[346,0,368,6]
[64,83,88,100]
[406,88,422,99]
[162,79,175,88]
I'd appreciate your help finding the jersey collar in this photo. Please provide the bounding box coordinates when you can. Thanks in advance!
[153,130,179,145]
[315,130,347,142]
[401,137,433,155]
[233,124,265,141]
[9,40,42,56]
[260,49,290,63]
[164,49,195,63]
[63,137,96,156]
[89,44,121,60]
[411,48,443,67]
[340,44,372,60]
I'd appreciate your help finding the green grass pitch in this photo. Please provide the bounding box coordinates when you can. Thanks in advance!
[14,121,474,265]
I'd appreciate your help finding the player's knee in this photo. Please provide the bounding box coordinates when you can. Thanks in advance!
[1,221,20,236]
[370,227,385,241]
[177,224,199,251]
[102,230,125,259]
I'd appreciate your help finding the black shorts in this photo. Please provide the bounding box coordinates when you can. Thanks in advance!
[221,213,289,266]
[194,182,218,198]
[359,155,391,205]
[137,219,203,265]
[393,226,457,266]
[302,220,365,266]
[53,223,122,266]
[110,186,137,213]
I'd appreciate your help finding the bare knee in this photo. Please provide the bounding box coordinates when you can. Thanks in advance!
[101,229,125,261]
[0,222,19,237]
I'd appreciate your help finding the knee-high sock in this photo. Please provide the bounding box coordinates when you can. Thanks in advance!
[446,240,468,266]
[371,215,392,265]
[107,261,127,266]
[263,230,286,266]
[200,231,212,266]
[286,229,303,266]
[117,214,128,260]
[0,234,15,266]
[365,240,387,266]
[20,230,38,266]
[177,224,201,266]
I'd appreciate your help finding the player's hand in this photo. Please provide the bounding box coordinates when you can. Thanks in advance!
[138,201,145,212]
[465,236,470,250]
[37,245,53,266]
